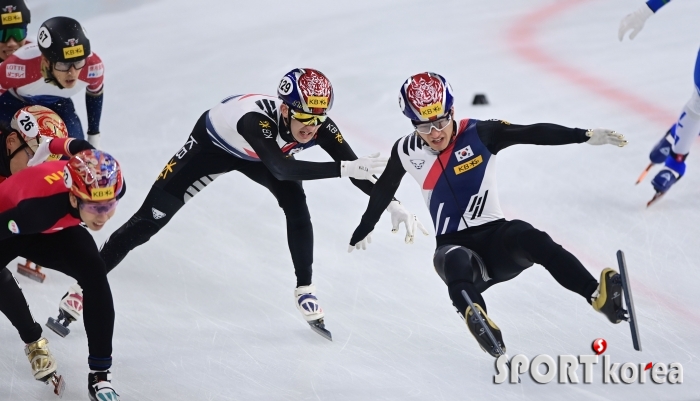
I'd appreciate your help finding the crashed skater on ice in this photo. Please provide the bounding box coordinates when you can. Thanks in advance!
[348,72,629,356]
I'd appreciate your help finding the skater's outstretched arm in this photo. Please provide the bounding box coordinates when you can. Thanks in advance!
[350,140,407,248]
[316,118,375,196]
[619,0,672,41]
[476,120,626,154]
[237,113,342,181]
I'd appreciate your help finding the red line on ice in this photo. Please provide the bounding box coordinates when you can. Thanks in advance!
[506,0,677,126]
[506,0,700,326]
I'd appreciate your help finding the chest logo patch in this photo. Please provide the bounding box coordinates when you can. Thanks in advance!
[410,159,425,169]
[454,145,474,162]
[454,155,483,175]
[87,63,104,78]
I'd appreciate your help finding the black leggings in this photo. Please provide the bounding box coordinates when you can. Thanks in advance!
[0,226,114,365]
[100,112,314,286]
[433,219,598,315]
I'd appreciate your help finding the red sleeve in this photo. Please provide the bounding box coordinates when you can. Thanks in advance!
[0,50,43,91]
[48,137,73,156]
[79,52,104,94]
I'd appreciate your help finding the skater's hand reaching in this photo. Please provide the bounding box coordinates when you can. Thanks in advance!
[340,153,388,180]
[386,200,429,244]
[27,138,53,167]
[618,5,653,41]
[348,231,372,253]
[586,129,627,147]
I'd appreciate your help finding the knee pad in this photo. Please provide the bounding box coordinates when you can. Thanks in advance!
[135,186,184,229]
[433,245,480,285]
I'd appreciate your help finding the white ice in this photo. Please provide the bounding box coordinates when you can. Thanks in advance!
[1,0,699,400]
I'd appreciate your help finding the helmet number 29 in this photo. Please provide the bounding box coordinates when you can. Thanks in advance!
[279,77,293,95]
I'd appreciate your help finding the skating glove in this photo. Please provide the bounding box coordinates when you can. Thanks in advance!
[340,153,388,180]
[87,132,101,149]
[386,200,429,244]
[618,5,653,41]
[27,138,53,167]
[348,231,372,253]
[585,129,627,147]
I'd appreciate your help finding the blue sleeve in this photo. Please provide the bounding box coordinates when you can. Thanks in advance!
[85,90,103,135]
[646,0,671,13]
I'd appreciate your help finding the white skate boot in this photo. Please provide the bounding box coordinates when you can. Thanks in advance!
[46,283,83,337]
[88,370,119,401]
[25,338,65,396]
[294,284,331,341]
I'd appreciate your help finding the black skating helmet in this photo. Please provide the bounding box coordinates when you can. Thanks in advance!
[37,17,90,63]
[0,0,30,28]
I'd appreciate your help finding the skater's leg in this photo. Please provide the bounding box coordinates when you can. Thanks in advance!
[240,164,313,287]
[491,220,598,302]
[23,227,114,363]
[100,111,240,272]
[0,265,41,343]
[650,48,700,192]
[433,245,486,313]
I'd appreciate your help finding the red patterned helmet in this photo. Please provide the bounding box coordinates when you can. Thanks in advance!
[63,150,123,201]
[277,68,334,116]
[11,105,68,160]
[399,72,454,122]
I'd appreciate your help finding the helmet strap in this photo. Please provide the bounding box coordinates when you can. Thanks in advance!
[41,59,64,89]
[7,132,29,161]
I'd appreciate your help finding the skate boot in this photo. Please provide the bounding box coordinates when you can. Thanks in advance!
[464,303,505,357]
[649,127,675,164]
[295,284,332,341]
[592,268,624,324]
[46,283,83,338]
[25,338,57,381]
[88,370,119,401]
[16,259,46,283]
[25,338,65,396]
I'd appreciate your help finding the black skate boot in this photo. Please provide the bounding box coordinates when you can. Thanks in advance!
[592,268,624,324]
[464,303,506,357]
[88,370,119,401]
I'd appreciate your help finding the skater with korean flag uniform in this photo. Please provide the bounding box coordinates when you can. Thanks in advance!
[349,72,630,356]
[56,68,425,341]
[620,0,700,205]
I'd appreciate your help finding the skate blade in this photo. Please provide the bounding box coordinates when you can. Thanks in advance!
[16,264,46,283]
[646,192,664,207]
[308,319,332,341]
[635,163,653,185]
[49,373,65,398]
[46,317,70,338]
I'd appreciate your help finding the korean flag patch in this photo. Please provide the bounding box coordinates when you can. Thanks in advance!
[454,145,474,162]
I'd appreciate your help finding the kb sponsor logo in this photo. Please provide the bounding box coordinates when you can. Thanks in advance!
[493,338,683,384]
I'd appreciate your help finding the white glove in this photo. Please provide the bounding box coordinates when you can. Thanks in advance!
[340,153,388,180]
[27,138,53,167]
[386,200,429,244]
[348,232,372,253]
[585,129,627,147]
[618,5,654,41]
[87,132,101,149]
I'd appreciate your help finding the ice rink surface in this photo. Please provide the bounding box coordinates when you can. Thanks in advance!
[1,0,699,400]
